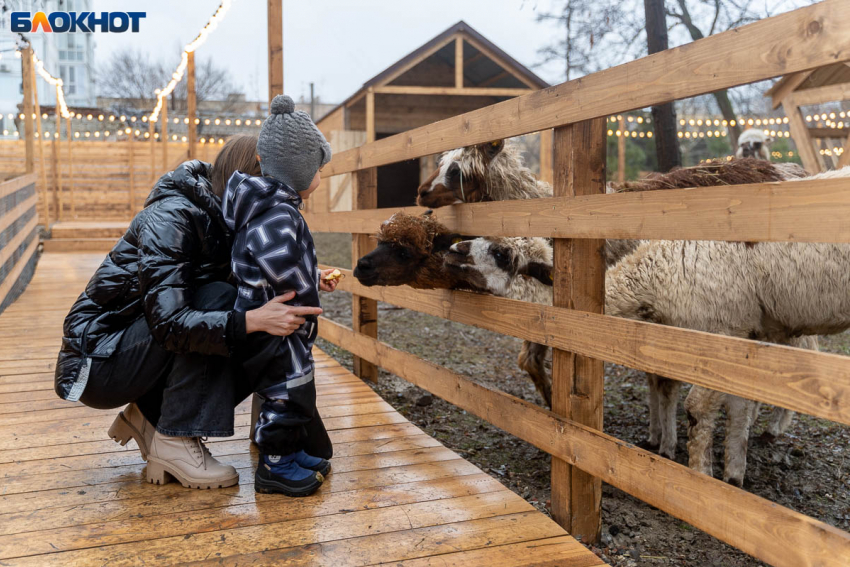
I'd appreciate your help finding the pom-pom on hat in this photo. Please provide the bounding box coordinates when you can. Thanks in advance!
[257,94,332,193]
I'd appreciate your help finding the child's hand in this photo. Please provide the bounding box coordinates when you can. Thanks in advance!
[319,268,343,292]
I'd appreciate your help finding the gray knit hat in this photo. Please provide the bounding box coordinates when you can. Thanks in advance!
[257,95,332,193]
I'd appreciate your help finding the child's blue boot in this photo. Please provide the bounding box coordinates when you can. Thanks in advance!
[293,450,331,476]
[254,453,324,497]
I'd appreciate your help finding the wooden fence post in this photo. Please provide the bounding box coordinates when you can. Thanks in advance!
[267,0,283,101]
[128,134,135,216]
[161,104,168,170]
[351,86,379,383]
[66,116,75,218]
[149,120,156,185]
[187,51,197,159]
[21,48,35,175]
[30,53,50,228]
[53,97,62,221]
[550,118,607,544]
[618,116,626,183]
[539,129,553,185]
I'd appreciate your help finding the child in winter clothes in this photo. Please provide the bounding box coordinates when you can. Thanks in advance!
[223,95,339,497]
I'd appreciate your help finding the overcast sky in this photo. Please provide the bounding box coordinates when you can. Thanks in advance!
[91,0,564,104]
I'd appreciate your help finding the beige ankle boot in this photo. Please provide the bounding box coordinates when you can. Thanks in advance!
[146,431,239,489]
[108,403,155,460]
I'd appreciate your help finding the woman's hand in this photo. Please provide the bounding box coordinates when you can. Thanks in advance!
[245,291,323,336]
[319,268,341,292]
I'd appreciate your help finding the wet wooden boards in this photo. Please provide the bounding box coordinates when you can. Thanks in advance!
[0,252,602,567]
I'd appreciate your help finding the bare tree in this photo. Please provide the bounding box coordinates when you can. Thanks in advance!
[534,0,813,153]
[98,48,240,108]
[97,48,167,102]
[645,0,681,171]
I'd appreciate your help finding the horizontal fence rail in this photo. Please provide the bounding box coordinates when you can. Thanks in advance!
[323,0,850,177]
[0,173,39,312]
[0,140,221,221]
[317,317,850,567]
[319,266,850,426]
[305,178,850,243]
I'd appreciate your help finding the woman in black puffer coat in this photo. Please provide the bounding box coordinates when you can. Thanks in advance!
[55,135,328,490]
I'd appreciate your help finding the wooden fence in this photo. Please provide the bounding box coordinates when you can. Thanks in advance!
[0,173,39,313]
[0,140,223,222]
[301,2,850,566]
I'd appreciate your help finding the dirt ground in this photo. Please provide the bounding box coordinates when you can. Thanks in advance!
[314,232,850,567]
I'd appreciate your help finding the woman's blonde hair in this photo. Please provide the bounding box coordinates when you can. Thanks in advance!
[211,134,262,198]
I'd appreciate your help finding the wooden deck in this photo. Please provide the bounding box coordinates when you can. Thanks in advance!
[0,252,602,566]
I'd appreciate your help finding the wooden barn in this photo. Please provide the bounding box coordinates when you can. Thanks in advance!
[307,21,551,213]
[766,61,850,172]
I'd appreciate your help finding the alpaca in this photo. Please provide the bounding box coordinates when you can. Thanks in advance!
[736,128,772,161]
[417,138,811,455]
[444,206,848,486]
[352,212,552,404]
[416,140,551,208]
[352,211,478,290]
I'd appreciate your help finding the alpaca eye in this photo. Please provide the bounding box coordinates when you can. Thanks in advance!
[398,248,411,260]
[493,251,506,263]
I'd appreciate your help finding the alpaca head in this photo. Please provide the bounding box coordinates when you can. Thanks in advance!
[416,140,506,208]
[353,212,473,289]
[736,128,772,161]
[444,237,553,302]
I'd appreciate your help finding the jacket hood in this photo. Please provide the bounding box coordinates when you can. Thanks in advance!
[223,172,302,232]
[145,160,219,213]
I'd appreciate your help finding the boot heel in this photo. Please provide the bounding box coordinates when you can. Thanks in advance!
[108,413,134,447]
[146,461,174,486]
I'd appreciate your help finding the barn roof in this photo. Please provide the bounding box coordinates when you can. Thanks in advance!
[319,20,548,125]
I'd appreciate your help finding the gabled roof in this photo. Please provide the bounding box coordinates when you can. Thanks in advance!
[765,62,850,108]
[322,20,548,120]
[364,20,548,91]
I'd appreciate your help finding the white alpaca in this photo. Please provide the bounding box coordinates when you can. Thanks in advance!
[426,139,812,456]
[444,179,850,487]
[736,128,772,161]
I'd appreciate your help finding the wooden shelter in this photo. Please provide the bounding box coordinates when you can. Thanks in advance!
[766,62,850,172]
[308,21,550,213]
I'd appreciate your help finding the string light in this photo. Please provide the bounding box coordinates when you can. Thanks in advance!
[30,51,72,118]
[148,0,233,123]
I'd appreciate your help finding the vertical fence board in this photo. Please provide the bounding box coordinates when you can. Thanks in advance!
[351,168,378,383]
[21,49,34,176]
[30,55,49,228]
[187,52,197,160]
[66,118,75,218]
[550,119,607,543]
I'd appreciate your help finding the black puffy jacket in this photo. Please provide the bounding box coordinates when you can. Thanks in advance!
[55,160,244,401]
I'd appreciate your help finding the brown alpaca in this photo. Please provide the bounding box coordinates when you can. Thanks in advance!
[353,212,482,291]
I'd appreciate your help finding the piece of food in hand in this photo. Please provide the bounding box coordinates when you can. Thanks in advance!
[323,269,344,281]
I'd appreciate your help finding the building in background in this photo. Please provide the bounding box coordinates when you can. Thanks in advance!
[0,0,97,136]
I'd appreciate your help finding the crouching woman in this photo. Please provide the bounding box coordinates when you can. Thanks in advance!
[54,135,326,490]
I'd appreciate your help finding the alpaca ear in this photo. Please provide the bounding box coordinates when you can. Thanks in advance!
[478,139,505,161]
[520,262,554,286]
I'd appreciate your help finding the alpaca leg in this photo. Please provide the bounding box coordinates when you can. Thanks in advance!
[657,377,682,460]
[644,374,662,451]
[518,341,552,407]
[685,386,723,477]
[723,395,756,487]
[766,407,795,438]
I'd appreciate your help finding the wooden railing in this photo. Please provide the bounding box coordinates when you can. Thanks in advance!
[303,2,850,566]
[0,140,221,222]
[0,173,39,313]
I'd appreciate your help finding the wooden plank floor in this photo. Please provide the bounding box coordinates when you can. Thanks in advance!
[0,252,603,567]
